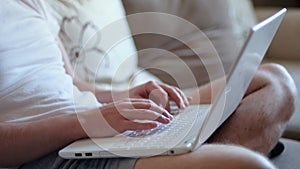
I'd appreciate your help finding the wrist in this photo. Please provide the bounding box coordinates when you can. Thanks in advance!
[67,113,88,140]
[95,90,126,103]
[95,90,113,103]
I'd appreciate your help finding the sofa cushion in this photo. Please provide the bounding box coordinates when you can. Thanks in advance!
[272,138,300,169]
[123,0,257,88]
[46,0,159,91]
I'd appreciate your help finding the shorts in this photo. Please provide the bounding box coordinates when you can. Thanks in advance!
[19,151,138,169]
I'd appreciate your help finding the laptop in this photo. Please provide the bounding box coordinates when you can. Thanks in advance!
[59,9,287,159]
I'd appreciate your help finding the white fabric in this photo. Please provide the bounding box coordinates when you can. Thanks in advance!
[0,0,99,122]
[46,0,159,91]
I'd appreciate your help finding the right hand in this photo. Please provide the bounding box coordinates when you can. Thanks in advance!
[97,81,191,111]
[77,98,173,138]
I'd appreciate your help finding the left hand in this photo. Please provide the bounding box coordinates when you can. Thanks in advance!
[113,81,191,111]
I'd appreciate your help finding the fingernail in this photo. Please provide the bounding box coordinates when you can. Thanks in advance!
[185,101,189,106]
[149,122,158,128]
[181,103,186,109]
[169,114,174,120]
[163,117,170,123]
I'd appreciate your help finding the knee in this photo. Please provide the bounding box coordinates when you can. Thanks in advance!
[199,144,276,169]
[260,63,297,93]
[259,63,297,111]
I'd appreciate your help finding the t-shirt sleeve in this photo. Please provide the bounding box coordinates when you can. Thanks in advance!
[41,0,61,36]
[21,0,61,36]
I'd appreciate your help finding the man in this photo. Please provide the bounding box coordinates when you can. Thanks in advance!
[0,0,296,169]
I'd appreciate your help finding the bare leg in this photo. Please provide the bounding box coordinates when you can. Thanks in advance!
[135,144,276,169]
[133,63,294,169]
[206,63,297,154]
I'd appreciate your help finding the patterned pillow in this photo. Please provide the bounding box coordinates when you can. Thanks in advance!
[46,0,142,90]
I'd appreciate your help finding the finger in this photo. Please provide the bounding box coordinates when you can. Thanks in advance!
[123,109,167,123]
[149,100,173,120]
[125,98,154,103]
[132,101,173,119]
[174,87,190,107]
[120,109,171,124]
[148,104,174,120]
[116,100,173,120]
[115,99,153,110]
[158,83,186,109]
[165,101,171,113]
[124,121,158,131]
[145,81,169,108]
[118,98,153,104]
[120,99,159,110]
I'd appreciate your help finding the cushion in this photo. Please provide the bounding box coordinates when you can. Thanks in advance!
[123,0,257,88]
[47,0,159,91]
[272,138,300,169]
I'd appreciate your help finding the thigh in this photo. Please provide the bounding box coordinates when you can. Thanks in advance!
[134,144,274,169]
[19,151,137,169]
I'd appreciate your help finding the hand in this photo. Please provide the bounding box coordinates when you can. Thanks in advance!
[114,81,191,111]
[77,98,173,138]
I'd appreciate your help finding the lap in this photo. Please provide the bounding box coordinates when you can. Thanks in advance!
[19,151,137,169]
[19,145,274,169]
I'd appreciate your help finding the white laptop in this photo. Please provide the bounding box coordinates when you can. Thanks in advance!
[59,9,287,159]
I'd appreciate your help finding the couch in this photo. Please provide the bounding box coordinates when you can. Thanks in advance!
[122,0,300,169]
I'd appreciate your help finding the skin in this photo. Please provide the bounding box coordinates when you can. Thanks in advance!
[207,63,297,154]
[135,144,276,169]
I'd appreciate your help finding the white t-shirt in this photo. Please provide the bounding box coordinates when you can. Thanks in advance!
[0,0,100,122]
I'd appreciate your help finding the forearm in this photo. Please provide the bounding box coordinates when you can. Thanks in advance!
[0,114,86,168]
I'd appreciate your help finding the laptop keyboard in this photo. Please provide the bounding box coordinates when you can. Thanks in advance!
[117,105,210,148]
[126,122,172,137]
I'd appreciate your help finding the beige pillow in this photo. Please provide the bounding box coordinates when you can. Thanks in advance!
[123,0,256,88]
[47,0,159,90]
